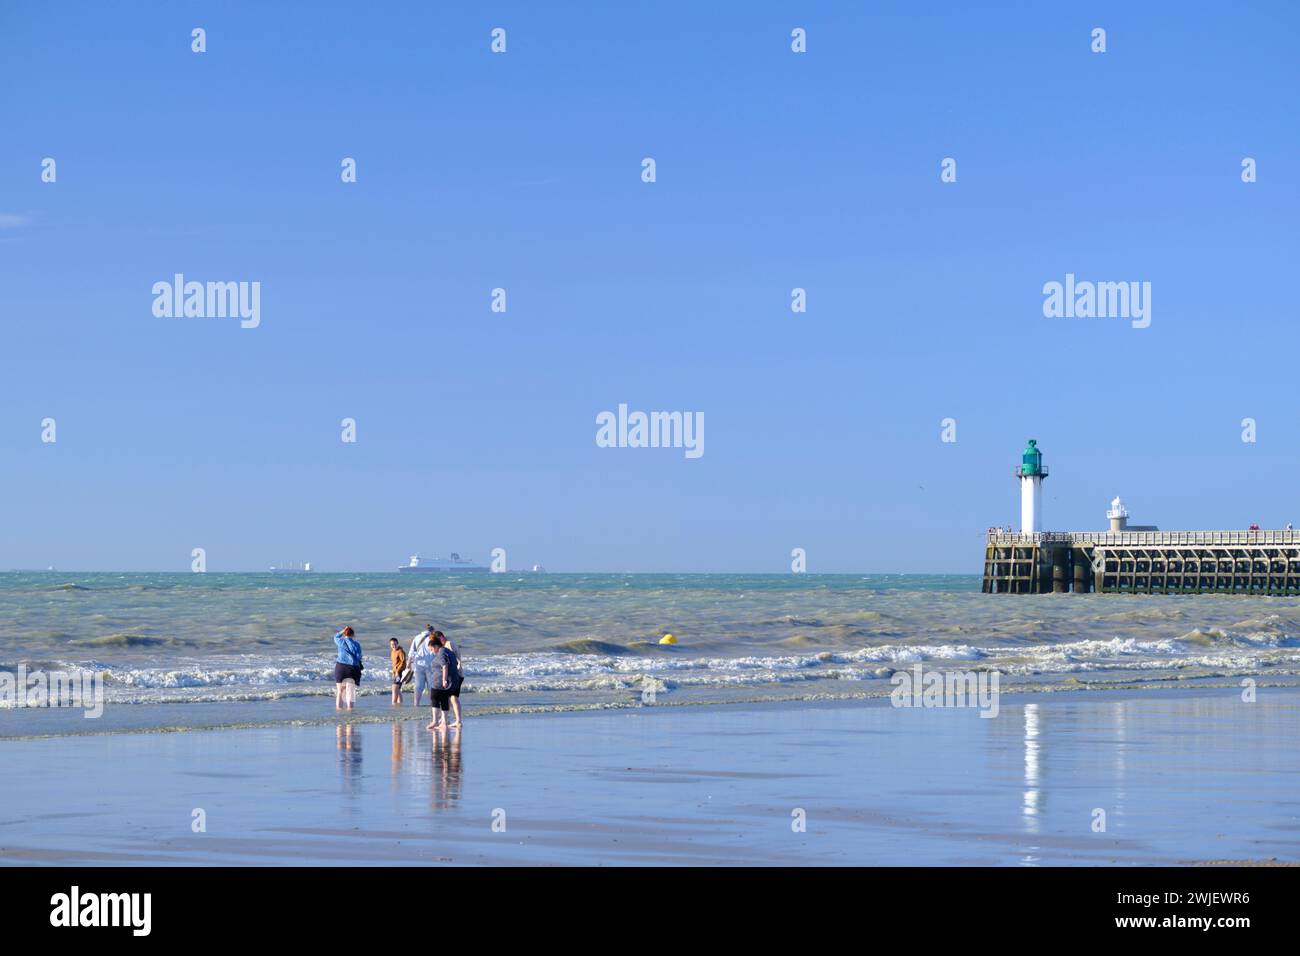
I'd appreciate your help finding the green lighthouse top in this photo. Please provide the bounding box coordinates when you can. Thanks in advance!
[1017,439,1046,477]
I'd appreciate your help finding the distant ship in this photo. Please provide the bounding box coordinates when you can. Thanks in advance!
[398,552,489,573]
[270,561,311,573]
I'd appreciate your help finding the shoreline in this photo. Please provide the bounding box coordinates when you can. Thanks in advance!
[3,673,1296,741]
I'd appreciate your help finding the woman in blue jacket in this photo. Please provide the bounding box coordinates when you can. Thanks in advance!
[333,626,363,709]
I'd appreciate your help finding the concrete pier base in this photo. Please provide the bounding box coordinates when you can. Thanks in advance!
[983,531,1300,595]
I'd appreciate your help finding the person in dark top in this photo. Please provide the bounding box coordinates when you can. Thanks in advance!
[437,631,464,728]
[424,631,463,729]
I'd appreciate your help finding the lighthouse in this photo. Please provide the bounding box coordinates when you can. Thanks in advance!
[1016,439,1047,533]
[1107,496,1129,532]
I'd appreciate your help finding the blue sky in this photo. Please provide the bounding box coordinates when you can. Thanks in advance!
[1,1,1298,572]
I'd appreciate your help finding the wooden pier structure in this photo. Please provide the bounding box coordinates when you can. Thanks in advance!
[982,530,1300,595]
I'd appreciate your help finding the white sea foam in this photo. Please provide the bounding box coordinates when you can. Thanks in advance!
[44,633,1300,708]
[110,665,325,688]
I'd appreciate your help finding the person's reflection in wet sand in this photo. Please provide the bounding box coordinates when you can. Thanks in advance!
[391,721,404,783]
[336,723,363,797]
[429,725,462,810]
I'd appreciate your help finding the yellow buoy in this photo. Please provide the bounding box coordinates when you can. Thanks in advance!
[659,633,677,645]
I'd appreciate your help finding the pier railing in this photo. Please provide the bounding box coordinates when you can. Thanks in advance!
[986,530,1300,547]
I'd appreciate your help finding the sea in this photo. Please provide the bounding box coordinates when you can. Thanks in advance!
[3,571,1299,737]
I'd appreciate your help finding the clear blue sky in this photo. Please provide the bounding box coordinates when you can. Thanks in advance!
[2,1,1297,572]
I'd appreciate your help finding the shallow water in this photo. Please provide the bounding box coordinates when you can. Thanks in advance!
[3,572,1299,736]
[2,692,1297,865]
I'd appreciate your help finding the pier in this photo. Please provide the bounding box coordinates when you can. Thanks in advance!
[984,440,1300,594]
[982,530,1300,595]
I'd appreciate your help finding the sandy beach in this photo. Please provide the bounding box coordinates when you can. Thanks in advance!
[2,688,1297,866]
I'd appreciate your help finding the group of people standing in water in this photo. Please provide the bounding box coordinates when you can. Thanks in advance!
[332,625,464,729]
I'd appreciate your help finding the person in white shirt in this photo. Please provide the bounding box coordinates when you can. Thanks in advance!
[408,626,435,707]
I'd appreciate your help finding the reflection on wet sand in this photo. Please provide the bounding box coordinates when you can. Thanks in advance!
[1110,701,1128,830]
[1023,703,1041,834]
[429,726,463,810]
[391,721,404,784]
[336,723,363,797]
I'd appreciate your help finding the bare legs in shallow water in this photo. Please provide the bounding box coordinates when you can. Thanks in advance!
[426,692,462,730]
[426,700,444,730]
[335,678,356,710]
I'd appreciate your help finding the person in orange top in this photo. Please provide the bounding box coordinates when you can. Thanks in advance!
[389,638,408,705]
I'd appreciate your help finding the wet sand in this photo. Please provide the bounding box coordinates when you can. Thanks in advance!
[1,689,1297,865]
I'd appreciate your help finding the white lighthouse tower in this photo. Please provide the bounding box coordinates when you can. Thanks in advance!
[1016,439,1047,534]
[1107,496,1129,532]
